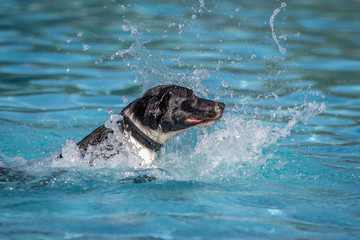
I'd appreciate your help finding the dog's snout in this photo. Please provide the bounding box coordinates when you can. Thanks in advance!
[217,102,225,111]
[214,102,225,114]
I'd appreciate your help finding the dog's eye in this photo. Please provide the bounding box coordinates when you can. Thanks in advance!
[181,100,193,111]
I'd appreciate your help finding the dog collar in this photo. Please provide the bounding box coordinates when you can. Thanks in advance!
[121,115,163,152]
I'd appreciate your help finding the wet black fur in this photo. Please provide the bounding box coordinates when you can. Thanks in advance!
[122,85,225,133]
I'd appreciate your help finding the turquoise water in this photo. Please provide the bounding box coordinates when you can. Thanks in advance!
[1,0,360,239]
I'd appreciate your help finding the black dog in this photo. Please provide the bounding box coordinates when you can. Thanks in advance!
[71,85,225,164]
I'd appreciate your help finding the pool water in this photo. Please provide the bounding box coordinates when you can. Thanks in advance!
[1,0,360,239]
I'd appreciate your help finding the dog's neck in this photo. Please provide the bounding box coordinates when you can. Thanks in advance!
[120,110,182,164]
[120,113,163,164]
[122,109,180,145]
[127,133,157,165]
[122,114,163,152]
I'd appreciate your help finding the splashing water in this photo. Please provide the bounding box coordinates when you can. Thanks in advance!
[56,109,151,169]
[153,101,325,182]
[0,151,27,168]
[113,40,210,97]
[270,2,287,54]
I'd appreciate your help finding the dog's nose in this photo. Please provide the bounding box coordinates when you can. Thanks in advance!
[215,102,225,113]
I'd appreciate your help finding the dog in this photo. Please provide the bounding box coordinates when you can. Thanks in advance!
[69,85,225,165]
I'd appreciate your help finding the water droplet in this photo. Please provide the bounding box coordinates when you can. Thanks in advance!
[221,80,228,88]
[82,44,90,51]
[121,25,129,32]
[235,7,241,12]
[107,108,113,115]
[270,3,287,54]
[122,96,129,104]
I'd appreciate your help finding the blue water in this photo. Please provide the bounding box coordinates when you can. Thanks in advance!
[1,0,360,239]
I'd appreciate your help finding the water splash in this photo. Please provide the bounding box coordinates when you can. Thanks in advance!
[270,2,287,54]
[0,151,27,168]
[56,109,152,169]
[153,101,325,182]
[115,40,210,97]
[96,38,210,97]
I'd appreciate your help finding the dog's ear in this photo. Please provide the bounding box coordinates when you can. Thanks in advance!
[142,88,171,129]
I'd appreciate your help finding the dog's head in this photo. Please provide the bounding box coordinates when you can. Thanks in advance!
[122,85,225,143]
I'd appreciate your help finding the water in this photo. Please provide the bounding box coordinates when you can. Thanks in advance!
[1,0,359,239]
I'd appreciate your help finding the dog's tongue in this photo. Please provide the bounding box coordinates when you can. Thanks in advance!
[185,118,203,124]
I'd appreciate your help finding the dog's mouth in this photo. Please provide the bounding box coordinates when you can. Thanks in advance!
[184,101,225,127]
[184,117,220,126]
